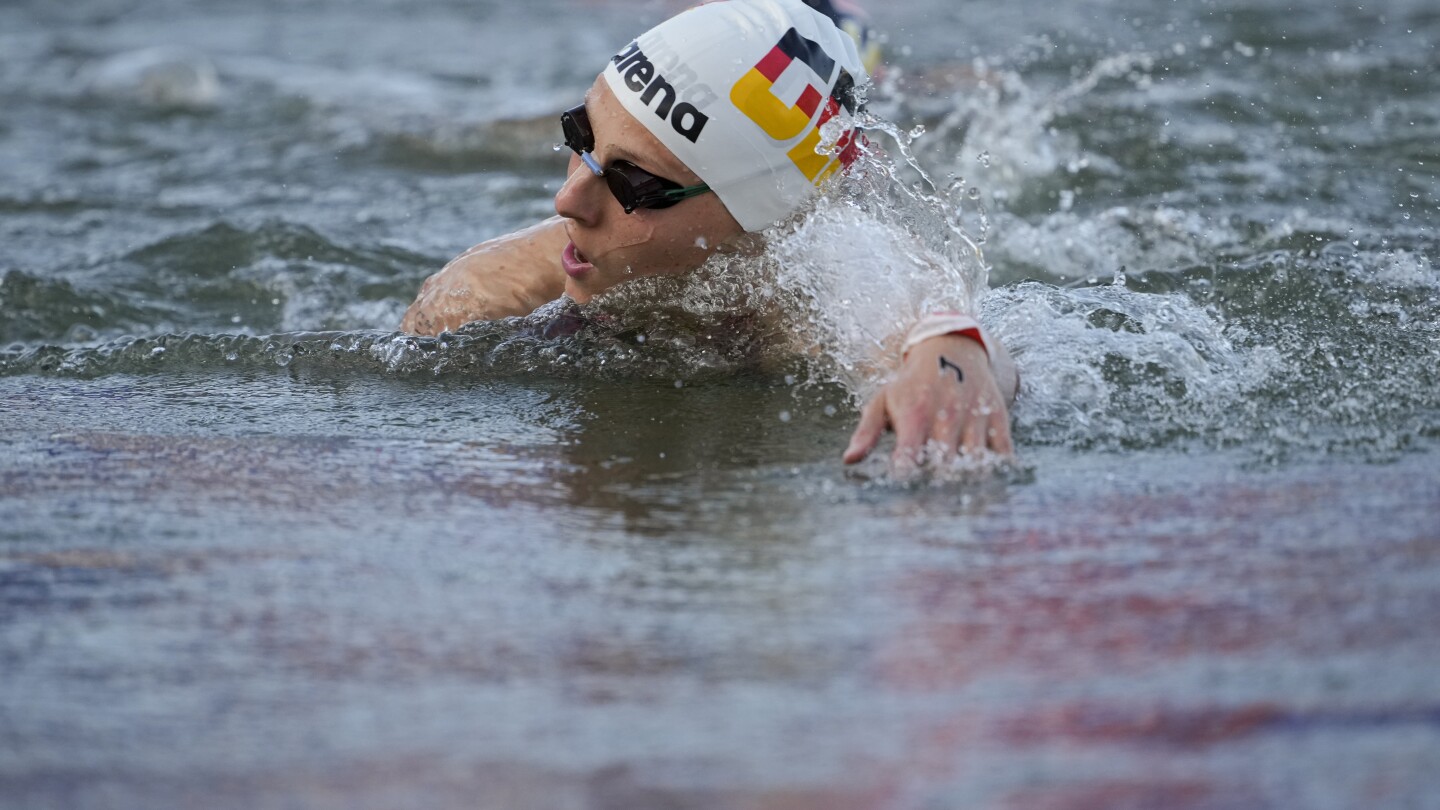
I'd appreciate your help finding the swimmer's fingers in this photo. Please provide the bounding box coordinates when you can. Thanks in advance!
[843,391,890,464]
[960,410,988,456]
[930,402,965,464]
[889,398,931,474]
[987,407,1015,457]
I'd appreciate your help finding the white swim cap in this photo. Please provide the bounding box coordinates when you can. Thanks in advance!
[602,0,868,232]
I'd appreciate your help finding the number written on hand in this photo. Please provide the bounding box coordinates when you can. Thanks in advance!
[939,355,965,384]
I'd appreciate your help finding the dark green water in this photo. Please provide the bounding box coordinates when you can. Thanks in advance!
[2,0,1438,807]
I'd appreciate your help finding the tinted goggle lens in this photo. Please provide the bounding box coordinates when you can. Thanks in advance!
[560,105,593,154]
[605,161,683,212]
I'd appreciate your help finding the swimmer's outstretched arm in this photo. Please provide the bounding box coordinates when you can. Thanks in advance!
[403,217,1019,469]
[844,329,1018,469]
[401,217,570,335]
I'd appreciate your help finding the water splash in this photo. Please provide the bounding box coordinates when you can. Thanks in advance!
[983,280,1276,450]
[889,48,1163,201]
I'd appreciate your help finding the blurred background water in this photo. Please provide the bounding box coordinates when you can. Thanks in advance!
[1,0,1438,808]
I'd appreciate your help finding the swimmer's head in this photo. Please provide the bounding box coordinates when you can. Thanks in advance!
[601,0,869,232]
[554,0,870,302]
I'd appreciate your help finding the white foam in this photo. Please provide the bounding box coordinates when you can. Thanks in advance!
[84,46,221,110]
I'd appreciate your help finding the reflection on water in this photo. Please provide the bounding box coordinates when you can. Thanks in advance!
[2,0,1439,806]
[4,373,1438,808]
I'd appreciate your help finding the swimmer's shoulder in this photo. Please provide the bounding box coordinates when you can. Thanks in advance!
[402,219,569,333]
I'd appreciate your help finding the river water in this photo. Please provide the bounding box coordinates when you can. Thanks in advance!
[2,0,1438,807]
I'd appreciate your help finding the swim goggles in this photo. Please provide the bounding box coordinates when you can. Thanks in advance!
[560,104,712,213]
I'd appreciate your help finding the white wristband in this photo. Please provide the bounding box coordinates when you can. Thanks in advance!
[901,312,990,362]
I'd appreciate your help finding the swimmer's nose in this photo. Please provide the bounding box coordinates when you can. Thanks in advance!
[555,153,605,227]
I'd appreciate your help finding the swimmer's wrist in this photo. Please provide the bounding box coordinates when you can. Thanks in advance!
[901,313,991,363]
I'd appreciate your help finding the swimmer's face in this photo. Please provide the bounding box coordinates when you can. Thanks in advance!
[554,77,744,303]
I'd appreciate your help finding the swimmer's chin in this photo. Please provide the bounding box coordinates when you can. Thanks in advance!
[564,279,594,304]
[564,273,638,304]
[562,262,640,304]
[563,270,623,303]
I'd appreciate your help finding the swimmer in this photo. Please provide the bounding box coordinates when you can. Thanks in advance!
[401,0,1018,470]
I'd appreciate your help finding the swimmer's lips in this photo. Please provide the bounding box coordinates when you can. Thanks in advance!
[562,241,595,279]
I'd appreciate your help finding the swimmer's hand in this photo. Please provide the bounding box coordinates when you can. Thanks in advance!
[843,334,1018,471]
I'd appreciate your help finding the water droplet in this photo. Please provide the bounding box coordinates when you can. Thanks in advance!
[778,410,792,423]
[967,187,981,200]
[976,151,991,167]
[823,404,837,417]
[908,124,926,139]
[552,143,564,152]
[673,379,684,388]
